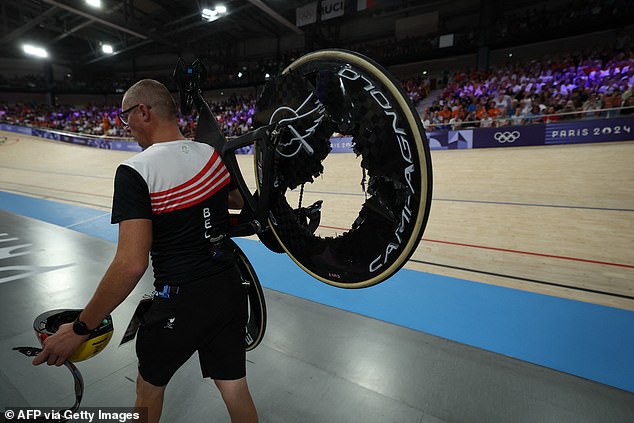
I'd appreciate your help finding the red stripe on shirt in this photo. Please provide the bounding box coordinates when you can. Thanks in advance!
[152,169,229,213]
[150,150,221,199]
[151,164,227,208]
[153,172,230,214]
[148,150,230,214]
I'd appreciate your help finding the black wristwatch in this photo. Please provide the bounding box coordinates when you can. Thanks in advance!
[72,317,94,335]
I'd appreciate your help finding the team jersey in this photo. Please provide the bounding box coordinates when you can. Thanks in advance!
[111,140,234,284]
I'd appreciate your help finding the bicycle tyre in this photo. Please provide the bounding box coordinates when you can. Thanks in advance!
[253,49,432,288]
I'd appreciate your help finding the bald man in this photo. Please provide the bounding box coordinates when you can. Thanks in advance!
[34,79,257,423]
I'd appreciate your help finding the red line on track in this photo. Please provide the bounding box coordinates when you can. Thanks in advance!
[318,224,634,269]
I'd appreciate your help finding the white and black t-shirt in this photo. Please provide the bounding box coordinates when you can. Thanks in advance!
[111,140,233,283]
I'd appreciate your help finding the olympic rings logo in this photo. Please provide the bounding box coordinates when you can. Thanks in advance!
[494,131,521,143]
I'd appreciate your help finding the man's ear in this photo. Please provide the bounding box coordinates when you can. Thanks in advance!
[139,104,152,122]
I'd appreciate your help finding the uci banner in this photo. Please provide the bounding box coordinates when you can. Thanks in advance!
[321,0,344,21]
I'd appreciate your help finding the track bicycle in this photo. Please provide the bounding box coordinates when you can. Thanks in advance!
[175,48,433,291]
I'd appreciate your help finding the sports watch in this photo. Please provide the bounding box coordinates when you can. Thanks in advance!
[72,317,94,335]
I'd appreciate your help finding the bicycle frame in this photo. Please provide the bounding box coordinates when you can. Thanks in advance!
[178,60,276,239]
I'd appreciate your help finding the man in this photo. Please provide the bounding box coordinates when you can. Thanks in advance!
[33,79,258,423]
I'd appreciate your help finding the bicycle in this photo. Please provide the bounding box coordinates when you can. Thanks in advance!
[175,48,433,291]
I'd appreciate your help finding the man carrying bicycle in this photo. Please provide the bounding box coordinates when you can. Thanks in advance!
[33,79,258,423]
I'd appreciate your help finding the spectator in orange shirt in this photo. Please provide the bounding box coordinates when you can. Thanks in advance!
[438,105,452,121]
[475,103,487,120]
[487,101,502,120]
[451,104,465,120]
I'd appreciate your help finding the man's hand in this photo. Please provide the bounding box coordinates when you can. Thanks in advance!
[32,323,88,367]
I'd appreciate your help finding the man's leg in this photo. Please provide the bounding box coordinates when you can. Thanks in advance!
[135,372,167,423]
[214,377,258,423]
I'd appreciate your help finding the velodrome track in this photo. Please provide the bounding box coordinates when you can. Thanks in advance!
[2,131,632,310]
[1,130,634,422]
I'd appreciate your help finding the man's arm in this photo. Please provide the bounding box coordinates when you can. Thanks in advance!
[33,218,152,366]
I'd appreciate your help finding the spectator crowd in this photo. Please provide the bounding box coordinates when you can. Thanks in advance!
[0,95,256,140]
[1,45,632,138]
[421,46,633,130]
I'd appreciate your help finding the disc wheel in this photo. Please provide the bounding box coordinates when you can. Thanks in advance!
[253,49,432,288]
[232,241,267,351]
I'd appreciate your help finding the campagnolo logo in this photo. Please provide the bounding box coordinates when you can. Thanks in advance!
[337,65,416,273]
[494,130,520,143]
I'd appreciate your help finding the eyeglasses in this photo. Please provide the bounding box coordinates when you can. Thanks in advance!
[119,104,151,126]
[118,104,139,126]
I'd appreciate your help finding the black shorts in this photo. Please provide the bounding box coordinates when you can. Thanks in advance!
[136,266,247,386]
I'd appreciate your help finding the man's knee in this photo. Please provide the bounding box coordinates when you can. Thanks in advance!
[215,378,258,422]
[136,372,166,400]
[214,377,250,400]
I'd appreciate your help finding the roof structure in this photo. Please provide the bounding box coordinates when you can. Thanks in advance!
[1,0,454,70]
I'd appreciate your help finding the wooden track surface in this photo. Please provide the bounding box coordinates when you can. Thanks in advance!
[1,130,632,311]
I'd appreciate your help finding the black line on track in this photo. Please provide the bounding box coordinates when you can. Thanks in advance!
[0,164,113,179]
[2,180,112,198]
[411,259,634,301]
[287,188,634,213]
[432,198,634,213]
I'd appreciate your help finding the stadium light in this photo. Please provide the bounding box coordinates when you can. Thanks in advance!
[86,0,101,8]
[22,44,48,59]
[202,5,227,22]
[102,44,113,54]
[202,8,218,21]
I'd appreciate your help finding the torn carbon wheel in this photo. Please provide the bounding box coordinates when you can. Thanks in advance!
[253,49,433,288]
